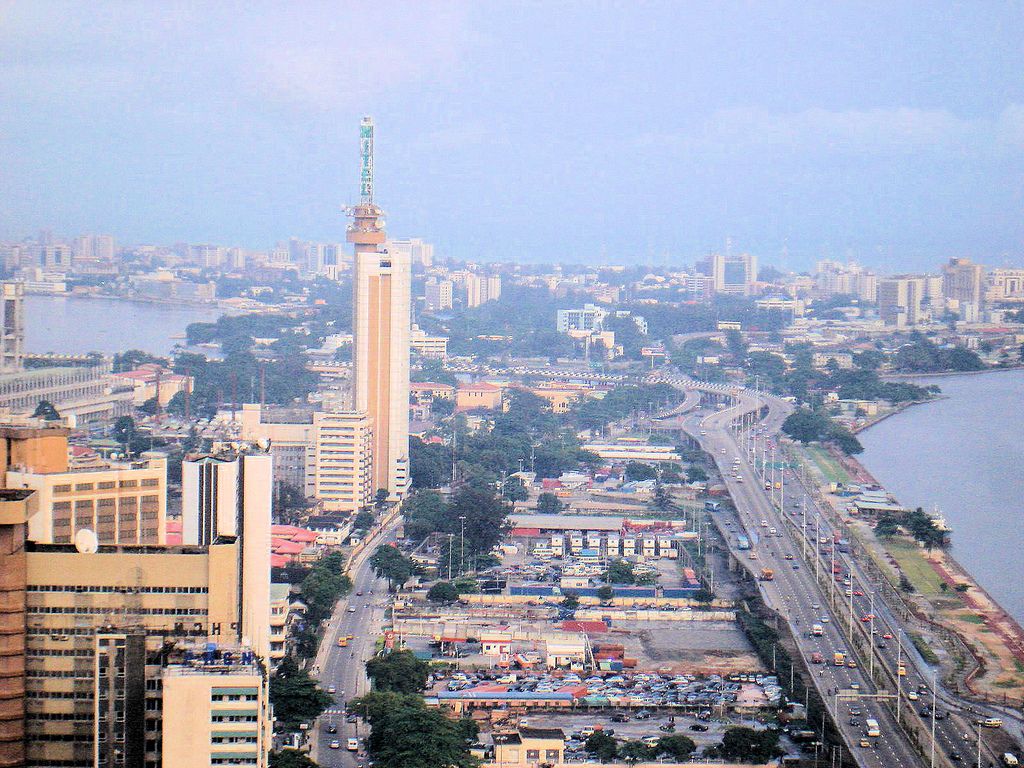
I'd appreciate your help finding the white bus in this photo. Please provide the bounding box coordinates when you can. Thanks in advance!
[864,719,881,738]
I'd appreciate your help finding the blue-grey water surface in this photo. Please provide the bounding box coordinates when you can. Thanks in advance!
[858,369,1024,623]
[25,295,222,356]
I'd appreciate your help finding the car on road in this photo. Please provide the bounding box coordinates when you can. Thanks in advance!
[907,691,918,701]
[347,738,360,751]
[689,724,709,732]
[784,554,794,560]
[849,718,860,726]
[347,606,356,613]
[859,739,872,748]
[327,724,337,733]
[329,740,341,750]
[327,685,336,694]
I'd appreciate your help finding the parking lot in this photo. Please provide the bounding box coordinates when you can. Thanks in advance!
[428,668,783,711]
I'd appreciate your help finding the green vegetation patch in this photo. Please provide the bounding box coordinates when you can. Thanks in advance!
[884,539,947,596]
[909,633,939,665]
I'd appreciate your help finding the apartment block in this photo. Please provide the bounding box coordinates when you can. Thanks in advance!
[424,278,454,311]
[0,363,134,425]
[942,257,984,307]
[161,653,271,768]
[312,411,374,512]
[410,324,449,359]
[7,451,168,546]
[238,404,316,495]
[0,282,24,373]
[986,268,1024,303]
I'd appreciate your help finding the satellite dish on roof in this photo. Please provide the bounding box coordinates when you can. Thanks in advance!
[74,528,99,554]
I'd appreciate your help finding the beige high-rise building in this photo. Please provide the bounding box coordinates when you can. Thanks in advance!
[348,117,410,499]
[986,268,1024,302]
[313,411,374,512]
[879,276,933,326]
[0,479,272,768]
[942,257,984,307]
[0,282,24,373]
[7,451,168,546]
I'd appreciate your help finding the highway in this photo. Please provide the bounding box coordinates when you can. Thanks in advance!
[685,394,927,768]
[309,518,402,767]
[753,428,1017,768]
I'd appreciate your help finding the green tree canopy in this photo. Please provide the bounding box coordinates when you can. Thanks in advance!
[365,650,430,694]
[716,727,783,763]
[269,656,332,730]
[536,491,563,514]
[585,731,618,762]
[369,545,415,591]
[427,581,459,603]
[656,734,696,760]
[604,560,635,585]
[31,400,61,421]
[352,691,480,768]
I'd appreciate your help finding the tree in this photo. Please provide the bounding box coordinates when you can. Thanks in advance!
[618,741,655,764]
[269,656,332,730]
[874,516,900,537]
[369,545,415,591]
[604,560,635,585]
[353,691,480,768]
[365,650,429,694]
[560,591,580,610]
[536,492,563,514]
[656,734,696,760]
[585,731,618,762]
[716,727,783,763]
[31,400,60,421]
[427,581,459,604]
[112,415,138,447]
[269,751,319,768]
[502,476,529,502]
[352,510,376,532]
[596,584,615,602]
[374,488,390,509]
[624,461,657,482]
[138,397,161,416]
[409,437,452,489]
[692,587,714,604]
[403,490,449,542]
[686,465,708,483]
[653,484,671,510]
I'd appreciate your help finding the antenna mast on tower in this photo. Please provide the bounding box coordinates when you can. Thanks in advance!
[359,116,374,204]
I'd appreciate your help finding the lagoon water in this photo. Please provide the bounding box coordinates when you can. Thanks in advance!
[25,295,222,356]
[858,369,1024,624]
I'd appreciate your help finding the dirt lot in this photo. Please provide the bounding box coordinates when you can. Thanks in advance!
[610,621,763,676]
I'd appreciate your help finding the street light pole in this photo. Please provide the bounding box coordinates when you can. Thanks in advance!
[459,516,467,575]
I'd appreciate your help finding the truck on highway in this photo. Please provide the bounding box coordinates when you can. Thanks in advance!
[347,738,360,751]
[833,652,846,666]
[759,568,774,581]
[810,624,823,637]
[864,719,881,738]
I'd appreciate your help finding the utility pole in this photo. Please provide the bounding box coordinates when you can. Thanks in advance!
[459,516,467,575]
[447,533,454,580]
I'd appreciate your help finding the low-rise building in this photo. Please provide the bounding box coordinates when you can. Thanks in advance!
[492,727,565,768]
[456,382,504,412]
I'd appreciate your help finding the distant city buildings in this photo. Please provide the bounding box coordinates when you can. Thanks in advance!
[0,282,24,372]
[424,277,454,311]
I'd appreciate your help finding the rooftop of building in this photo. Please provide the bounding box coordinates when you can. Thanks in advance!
[509,514,624,532]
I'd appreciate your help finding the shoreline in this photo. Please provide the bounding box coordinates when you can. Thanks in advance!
[839,449,1024,690]
[882,364,1024,380]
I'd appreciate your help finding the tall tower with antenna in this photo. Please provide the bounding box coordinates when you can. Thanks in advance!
[347,117,411,499]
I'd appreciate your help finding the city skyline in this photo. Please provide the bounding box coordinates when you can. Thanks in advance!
[2,3,1023,270]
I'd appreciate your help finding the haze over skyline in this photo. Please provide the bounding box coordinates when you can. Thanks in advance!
[2,1,1022,271]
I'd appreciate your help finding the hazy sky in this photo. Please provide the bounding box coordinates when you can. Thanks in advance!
[1,2,1022,270]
